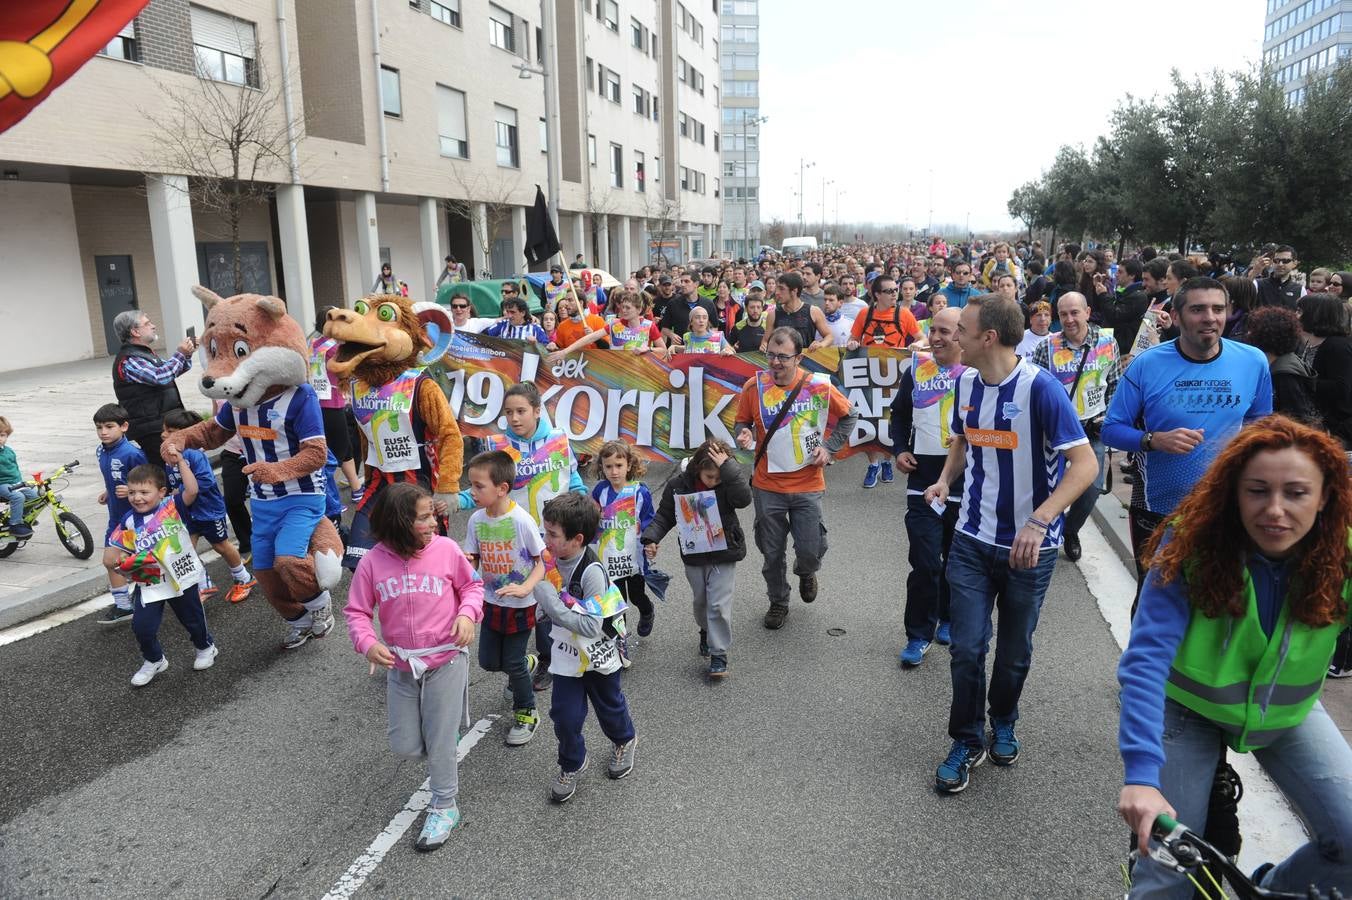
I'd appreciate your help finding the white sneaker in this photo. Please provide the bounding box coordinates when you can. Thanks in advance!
[131,657,169,687]
[281,620,311,650]
[308,604,335,639]
[193,644,219,671]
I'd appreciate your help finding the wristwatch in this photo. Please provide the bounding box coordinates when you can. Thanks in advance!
[1141,431,1154,451]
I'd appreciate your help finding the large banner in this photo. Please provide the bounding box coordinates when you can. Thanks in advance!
[1,1,149,135]
[429,333,912,462]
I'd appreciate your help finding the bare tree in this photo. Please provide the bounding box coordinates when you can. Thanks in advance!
[763,218,787,251]
[643,193,683,268]
[583,184,619,269]
[444,168,521,279]
[138,44,294,295]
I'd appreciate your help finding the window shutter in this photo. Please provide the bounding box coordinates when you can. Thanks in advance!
[190,6,257,57]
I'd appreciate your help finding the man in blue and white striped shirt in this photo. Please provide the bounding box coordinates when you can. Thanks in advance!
[923,296,1098,794]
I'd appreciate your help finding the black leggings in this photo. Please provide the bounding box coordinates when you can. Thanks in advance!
[219,450,251,553]
[321,406,353,463]
[616,573,653,617]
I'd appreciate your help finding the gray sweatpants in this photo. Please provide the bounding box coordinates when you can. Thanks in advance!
[752,487,827,608]
[387,652,470,809]
[686,562,736,656]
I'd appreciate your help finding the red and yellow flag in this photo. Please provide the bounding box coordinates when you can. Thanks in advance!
[0,0,149,135]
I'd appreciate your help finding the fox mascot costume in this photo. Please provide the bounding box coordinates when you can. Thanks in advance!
[322,295,462,568]
[162,286,344,650]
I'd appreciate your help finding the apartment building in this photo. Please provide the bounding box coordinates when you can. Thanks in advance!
[1264,0,1352,105]
[718,0,759,260]
[0,0,723,372]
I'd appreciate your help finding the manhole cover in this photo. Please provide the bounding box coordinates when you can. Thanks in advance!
[826,627,846,637]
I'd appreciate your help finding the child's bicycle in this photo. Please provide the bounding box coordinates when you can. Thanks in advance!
[1124,813,1346,899]
[0,460,94,560]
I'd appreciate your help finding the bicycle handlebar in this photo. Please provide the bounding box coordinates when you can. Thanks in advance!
[1153,812,1181,835]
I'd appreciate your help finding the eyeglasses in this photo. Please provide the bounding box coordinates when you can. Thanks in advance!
[765,352,799,363]
[877,288,898,295]
[450,303,471,310]
[1273,257,1294,264]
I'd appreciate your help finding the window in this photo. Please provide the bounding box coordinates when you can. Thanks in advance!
[586,56,594,91]
[713,131,719,151]
[539,117,548,154]
[604,67,621,103]
[494,104,519,167]
[694,69,704,95]
[489,3,516,52]
[680,166,690,190]
[380,66,401,117]
[190,5,257,86]
[654,155,660,182]
[728,79,757,97]
[634,150,645,193]
[99,18,137,61]
[536,26,544,62]
[588,134,597,166]
[652,93,659,121]
[631,18,646,51]
[633,84,650,116]
[678,57,688,83]
[679,112,689,137]
[722,0,757,12]
[602,0,619,31]
[430,0,460,27]
[610,143,623,188]
[436,85,468,157]
[695,121,705,145]
[714,177,720,198]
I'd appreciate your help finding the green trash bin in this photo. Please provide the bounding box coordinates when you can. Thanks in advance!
[436,278,540,317]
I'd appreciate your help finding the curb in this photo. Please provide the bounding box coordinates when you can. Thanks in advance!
[1090,492,1136,574]
[0,448,227,631]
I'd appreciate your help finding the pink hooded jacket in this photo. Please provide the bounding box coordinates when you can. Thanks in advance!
[345,536,485,674]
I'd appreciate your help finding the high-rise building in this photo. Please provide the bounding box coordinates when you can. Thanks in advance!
[0,0,722,372]
[1263,0,1352,105]
[718,0,759,260]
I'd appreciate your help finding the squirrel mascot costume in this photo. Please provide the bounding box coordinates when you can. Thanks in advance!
[161,286,344,650]
[323,295,462,569]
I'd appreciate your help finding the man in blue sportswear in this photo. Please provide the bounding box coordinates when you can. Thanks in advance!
[1102,276,1273,600]
[936,261,983,309]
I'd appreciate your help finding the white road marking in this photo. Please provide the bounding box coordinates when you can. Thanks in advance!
[1079,523,1307,870]
[0,552,222,647]
[321,715,500,900]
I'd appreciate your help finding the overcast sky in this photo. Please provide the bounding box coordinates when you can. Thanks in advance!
[754,0,1264,233]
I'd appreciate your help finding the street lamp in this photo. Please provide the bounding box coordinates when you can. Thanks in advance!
[835,188,846,236]
[821,178,833,244]
[799,158,815,234]
[514,1,562,246]
[740,111,767,259]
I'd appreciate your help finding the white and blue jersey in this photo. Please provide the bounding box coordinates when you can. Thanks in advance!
[165,448,226,522]
[1103,339,1272,515]
[98,436,147,531]
[951,359,1087,550]
[213,384,326,502]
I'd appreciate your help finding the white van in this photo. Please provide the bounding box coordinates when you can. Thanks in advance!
[781,236,819,258]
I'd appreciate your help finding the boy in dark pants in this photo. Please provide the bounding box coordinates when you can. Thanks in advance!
[539,493,636,803]
[109,464,218,687]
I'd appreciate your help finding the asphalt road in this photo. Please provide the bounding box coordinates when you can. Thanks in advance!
[0,457,1130,899]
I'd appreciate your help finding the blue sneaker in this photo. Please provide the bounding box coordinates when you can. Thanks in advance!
[862,463,880,489]
[899,639,930,668]
[989,721,1020,766]
[935,621,952,646]
[879,460,894,483]
[414,806,460,852]
[936,741,987,794]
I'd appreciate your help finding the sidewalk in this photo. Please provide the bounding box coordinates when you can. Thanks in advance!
[1090,451,1351,746]
[0,356,210,628]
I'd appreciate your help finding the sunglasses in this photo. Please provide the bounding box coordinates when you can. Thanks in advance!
[877,288,899,294]
[1273,257,1294,264]
[450,303,471,310]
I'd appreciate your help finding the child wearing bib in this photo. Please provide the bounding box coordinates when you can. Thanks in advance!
[455,383,586,689]
[538,493,637,803]
[344,483,484,853]
[641,440,750,679]
[108,464,218,688]
[677,306,728,355]
[591,441,657,641]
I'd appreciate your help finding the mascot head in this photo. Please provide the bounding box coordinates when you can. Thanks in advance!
[192,285,308,407]
[323,295,452,384]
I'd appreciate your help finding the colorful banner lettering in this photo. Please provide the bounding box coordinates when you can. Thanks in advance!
[431,333,912,462]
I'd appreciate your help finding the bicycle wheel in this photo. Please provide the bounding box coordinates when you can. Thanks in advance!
[56,512,93,560]
[0,538,15,559]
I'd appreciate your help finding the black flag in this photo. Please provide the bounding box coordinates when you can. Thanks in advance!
[524,185,561,267]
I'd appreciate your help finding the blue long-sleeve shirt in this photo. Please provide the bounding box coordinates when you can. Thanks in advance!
[98,436,147,529]
[456,417,586,512]
[1102,339,1272,514]
[165,448,226,522]
[1117,541,1288,789]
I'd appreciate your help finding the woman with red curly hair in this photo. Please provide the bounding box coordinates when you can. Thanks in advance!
[1117,415,1352,897]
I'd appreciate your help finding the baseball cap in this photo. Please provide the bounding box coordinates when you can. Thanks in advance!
[550,264,563,273]
[748,279,765,290]
[658,274,673,285]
